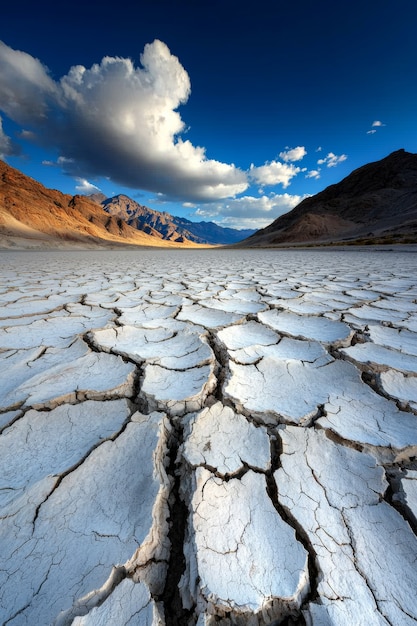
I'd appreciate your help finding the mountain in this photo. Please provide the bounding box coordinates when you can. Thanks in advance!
[241,149,417,247]
[88,192,107,205]
[0,161,204,249]
[98,194,255,245]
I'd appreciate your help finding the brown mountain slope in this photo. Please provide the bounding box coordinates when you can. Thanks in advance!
[0,161,206,249]
[241,149,417,246]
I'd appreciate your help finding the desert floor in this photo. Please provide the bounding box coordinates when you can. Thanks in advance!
[1,247,416,626]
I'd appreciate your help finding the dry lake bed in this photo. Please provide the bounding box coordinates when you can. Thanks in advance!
[1,247,417,626]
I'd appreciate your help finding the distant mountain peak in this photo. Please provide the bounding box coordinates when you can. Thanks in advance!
[100,195,256,245]
[88,192,107,205]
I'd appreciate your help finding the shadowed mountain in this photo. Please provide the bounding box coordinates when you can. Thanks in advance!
[0,161,203,249]
[241,149,417,246]
[99,194,255,245]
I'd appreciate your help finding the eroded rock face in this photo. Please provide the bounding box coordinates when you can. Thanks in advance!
[1,248,417,625]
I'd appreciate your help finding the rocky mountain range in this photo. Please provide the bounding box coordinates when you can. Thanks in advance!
[0,161,207,249]
[0,160,254,249]
[94,194,255,245]
[241,149,417,246]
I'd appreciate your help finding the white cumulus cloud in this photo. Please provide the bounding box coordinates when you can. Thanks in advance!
[249,161,301,188]
[279,146,307,162]
[75,178,101,194]
[193,192,307,229]
[317,152,347,168]
[372,120,386,127]
[305,169,321,179]
[0,42,58,125]
[0,39,248,202]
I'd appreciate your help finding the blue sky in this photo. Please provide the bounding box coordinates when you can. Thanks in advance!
[1,0,416,230]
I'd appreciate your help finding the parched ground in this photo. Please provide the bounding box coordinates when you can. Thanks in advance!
[0,247,417,626]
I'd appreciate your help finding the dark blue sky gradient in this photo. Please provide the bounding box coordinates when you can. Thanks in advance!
[1,0,416,228]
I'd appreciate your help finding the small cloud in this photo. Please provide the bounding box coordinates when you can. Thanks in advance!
[182,201,196,208]
[58,155,75,166]
[75,177,101,194]
[366,120,386,134]
[0,115,21,159]
[316,146,322,152]
[305,169,321,179]
[42,155,75,168]
[317,152,347,168]
[249,160,301,188]
[279,146,307,162]
[18,129,36,141]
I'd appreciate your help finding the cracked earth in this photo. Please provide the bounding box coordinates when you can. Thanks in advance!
[1,248,417,626]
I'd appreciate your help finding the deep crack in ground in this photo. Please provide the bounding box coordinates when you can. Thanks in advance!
[159,419,196,626]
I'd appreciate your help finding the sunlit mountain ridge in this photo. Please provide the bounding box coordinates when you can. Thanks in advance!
[95,194,256,245]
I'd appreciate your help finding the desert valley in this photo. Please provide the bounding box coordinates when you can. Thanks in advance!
[1,150,417,251]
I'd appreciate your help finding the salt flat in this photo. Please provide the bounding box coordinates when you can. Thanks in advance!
[0,247,417,626]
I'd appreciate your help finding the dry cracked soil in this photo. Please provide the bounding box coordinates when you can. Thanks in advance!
[0,247,417,626]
